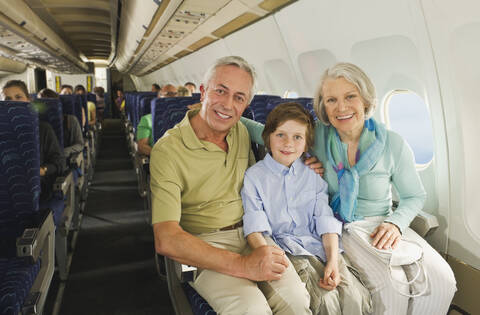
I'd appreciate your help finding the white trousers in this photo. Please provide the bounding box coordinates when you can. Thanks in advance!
[342,223,457,315]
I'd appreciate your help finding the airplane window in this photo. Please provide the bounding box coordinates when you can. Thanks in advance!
[283,90,298,98]
[383,90,434,165]
[95,67,108,91]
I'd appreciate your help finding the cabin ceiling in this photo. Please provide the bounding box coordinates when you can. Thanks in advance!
[114,0,297,76]
[0,0,295,76]
[24,0,116,61]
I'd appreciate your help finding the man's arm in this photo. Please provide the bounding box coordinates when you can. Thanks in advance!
[137,137,152,156]
[154,221,288,281]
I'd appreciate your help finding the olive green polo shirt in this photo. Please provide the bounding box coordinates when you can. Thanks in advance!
[150,109,256,234]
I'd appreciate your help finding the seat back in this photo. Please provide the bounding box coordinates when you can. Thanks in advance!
[151,97,198,143]
[34,98,65,149]
[0,101,40,257]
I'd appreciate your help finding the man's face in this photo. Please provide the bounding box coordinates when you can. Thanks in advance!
[2,86,29,102]
[60,87,73,95]
[185,84,195,94]
[159,85,177,98]
[199,65,252,135]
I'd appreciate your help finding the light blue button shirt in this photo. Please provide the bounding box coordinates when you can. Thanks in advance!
[241,153,343,262]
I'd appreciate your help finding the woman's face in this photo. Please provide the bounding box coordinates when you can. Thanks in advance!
[2,86,29,102]
[322,77,367,138]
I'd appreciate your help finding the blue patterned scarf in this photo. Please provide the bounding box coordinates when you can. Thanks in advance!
[327,118,387,222]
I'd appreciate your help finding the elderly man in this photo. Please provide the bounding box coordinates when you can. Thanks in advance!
[151,56,312,314]
[158,84,178,98]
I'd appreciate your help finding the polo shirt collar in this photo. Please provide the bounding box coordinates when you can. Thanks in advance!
[179,109,237,151]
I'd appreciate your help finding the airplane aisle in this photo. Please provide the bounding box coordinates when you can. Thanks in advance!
[46,119,173,315]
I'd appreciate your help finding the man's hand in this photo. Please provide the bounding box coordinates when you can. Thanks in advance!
[304,155,324,176]
[40,166,46,176]
[371,222,401,250]
[318,259,341,290]
[242,245,289,281]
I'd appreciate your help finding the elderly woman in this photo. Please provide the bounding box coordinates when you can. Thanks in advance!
[241,63,456,315]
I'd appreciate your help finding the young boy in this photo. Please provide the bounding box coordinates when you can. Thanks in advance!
[241,102,372,314]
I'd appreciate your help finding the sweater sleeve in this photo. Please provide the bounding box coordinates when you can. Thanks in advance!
[40,121,65,177]
[64,115,84,157]
[239,117,265,145]
[384,133,427,233]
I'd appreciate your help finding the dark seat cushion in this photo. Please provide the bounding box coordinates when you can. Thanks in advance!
[0,257,41,315]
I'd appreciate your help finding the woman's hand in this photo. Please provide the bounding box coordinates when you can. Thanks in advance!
[371,222,401,250]
[303,155,325,176]
[318,259,340,290]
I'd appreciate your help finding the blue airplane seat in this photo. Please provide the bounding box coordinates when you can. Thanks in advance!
[86,92,96,105]
[34,98,65,149]
[182,283,216,315]
[191,92,201,99]
[59,95,77,122]
[249,95,281,124]
[0,257,41,315]
[0,101,55,315]
[73,94,88,133]
[152,97,198,143]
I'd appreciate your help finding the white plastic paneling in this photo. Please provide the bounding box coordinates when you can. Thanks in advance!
[223,16,299,95]
[421,0,480,269]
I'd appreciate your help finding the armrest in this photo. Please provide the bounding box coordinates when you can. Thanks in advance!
[392,200,439,238]
[53,171,74,196]
[66,151,83,169]
[16,210,55,261]
[165,257,195,315]
[140,155,149,173]
[174,261,197,283]
[409,210,439,238]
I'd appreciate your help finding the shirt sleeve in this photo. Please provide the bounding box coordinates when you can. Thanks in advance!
[384,133,427,233]
[241,169,272,237]
[240,117,265,146]
[40,122,65,177]
[313,174,343,236]
[64,115,84,157]
[136,115,152,143]
[150,143,183,225]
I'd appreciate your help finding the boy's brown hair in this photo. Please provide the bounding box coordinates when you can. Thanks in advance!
[262,102,315,152]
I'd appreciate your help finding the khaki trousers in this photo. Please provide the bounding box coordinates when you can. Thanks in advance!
[190,227,312,315]
[288,253,372,315]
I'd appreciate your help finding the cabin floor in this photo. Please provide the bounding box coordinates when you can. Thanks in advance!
[44,119,174,315]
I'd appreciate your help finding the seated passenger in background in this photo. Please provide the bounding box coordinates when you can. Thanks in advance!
[73,85,89,128]
[241,102,372,314]
[184,81,196,94]
[136,112,153,156]
[136,84,180,155]
[151,56,313,315]
[93,86,105,122]
[152,83,161,93]
[115,89,125,113]
[37,88,84,159]
[177,86,191,97]
[158,84,177,98]
[2,80,65,203]
[60,84,73,95]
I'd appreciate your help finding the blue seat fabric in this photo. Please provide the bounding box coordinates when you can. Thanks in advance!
[182,283,216,315]
[0,102,42,315]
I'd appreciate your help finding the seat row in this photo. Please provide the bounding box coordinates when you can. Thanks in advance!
[0,98,99,315]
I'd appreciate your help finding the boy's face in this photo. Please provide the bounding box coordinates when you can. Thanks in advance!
[269,119,307,167]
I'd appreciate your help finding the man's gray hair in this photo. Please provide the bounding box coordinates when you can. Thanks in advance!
[313,62,377,125]
[202,56,257,102]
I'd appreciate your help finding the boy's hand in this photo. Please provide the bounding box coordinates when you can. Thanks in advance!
[318,260,340,290]
[303,155,324,176]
